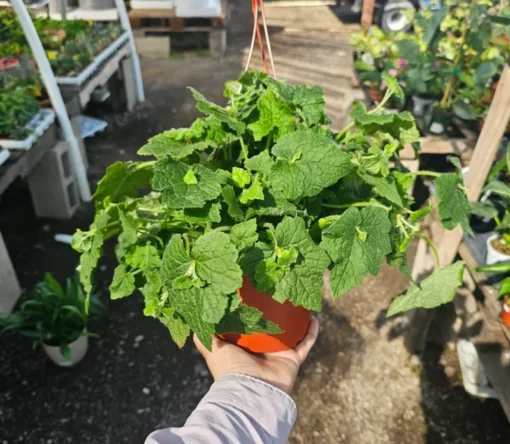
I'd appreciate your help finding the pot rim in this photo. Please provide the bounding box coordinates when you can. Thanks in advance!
[42,332,88,349]
[486,233,510,258]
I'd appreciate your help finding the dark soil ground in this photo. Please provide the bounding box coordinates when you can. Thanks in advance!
[1,1,509,443]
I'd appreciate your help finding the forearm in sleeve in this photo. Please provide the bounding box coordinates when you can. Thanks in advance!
[145,373,297,444]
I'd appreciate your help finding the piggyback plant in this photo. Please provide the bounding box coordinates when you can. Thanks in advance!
[73,72,469,350]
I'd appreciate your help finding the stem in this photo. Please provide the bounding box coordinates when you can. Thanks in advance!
[264,223,278,249]
[239,138,249,161]
[183,234,191,259]
[265,131,273,152]
[416,233,441,270]
[322,201,391,211]
[440,0,477,109]
[408,170,441,178]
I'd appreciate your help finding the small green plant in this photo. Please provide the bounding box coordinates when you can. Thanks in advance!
[0,274,101,358]
[477,261,510,297]
[0,79,39,140]
[73,72,470,350]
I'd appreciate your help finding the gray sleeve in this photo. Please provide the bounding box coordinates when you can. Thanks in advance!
[145,373,297,444]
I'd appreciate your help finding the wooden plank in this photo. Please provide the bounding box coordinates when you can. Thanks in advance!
[0,124,58,196]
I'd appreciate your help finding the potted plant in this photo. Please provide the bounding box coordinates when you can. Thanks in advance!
[72,72,470,353]
[477,261,510,327]
[0,274,101,366]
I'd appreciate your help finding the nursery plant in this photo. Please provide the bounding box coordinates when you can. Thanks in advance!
[0,78,39,140]
[73,71,470,351]
[0,274,102,359]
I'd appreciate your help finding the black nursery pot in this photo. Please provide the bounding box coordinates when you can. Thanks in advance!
[424,109,452,136]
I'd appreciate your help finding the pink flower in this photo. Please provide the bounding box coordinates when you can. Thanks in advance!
[397,58,408,69]
[388,68,399,77]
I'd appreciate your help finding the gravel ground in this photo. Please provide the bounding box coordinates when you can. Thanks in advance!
[1,1,509,443]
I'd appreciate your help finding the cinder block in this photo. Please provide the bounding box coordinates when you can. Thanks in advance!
[0,231,21,314]
[27,141,80,220]
[134,33,171,59]
[121,56,137,112]
[209,29,227,57]
[71,116,89,170]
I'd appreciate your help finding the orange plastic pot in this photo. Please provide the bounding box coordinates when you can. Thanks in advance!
[221,276,311,353]
[502,298,510,328]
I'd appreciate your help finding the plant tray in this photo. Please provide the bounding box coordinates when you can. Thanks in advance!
[0,109,56,151]
[55,32,129,86]
[0,149,10,166]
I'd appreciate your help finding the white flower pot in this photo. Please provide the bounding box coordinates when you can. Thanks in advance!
[43,335,89,367]
[412,95,435,117]
[486,234,510,265]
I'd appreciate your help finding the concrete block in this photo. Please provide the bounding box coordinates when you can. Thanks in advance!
[27,141,80,220]
[71,116,89,170]
[209,29,227,57]
[0,231,21,314]
[121,56,137,112]
[134,34,171,59]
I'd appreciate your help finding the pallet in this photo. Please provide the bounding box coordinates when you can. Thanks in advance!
[129,9,226,30]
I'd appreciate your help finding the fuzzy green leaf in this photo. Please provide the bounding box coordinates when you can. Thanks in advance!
[216,305,283,335]
[125,244,161,270]
[230,219,258,251]
[247,90,296,141]
[292,85,326,125]
[189,87,246,134]
[222,186,245,221]
[387,261,466,316]
[232,167,251,188]
[435,173,471,232]
[269,131,353,200]
[118,210,137,248]
[362,174,404,207]
[382,72,404,100]
[153,158,224,209]
[322,207,392,298]
[201,287,229,324]
[160,313,190,348]
[94,162,153,207]
[240,179,265,204]
[245,151,275,176]
[110,264,136,300]
[138,128,208,159]
[167,287,216,350]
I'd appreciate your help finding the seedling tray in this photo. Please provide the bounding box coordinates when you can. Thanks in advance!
[55,32,129,86]
[0,109,56,151]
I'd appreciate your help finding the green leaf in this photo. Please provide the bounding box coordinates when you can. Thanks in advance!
[245,151,275,176]
[222,186,244,222]
[240,179,265,204]
[361,174,404,207]
[452,102,476,121]
[118,209,138,248]
[75,213,110,295]
[161,235,190,283]
[498,277,510,297]
[160,313,190,348]
[138,128,208,159]
[216,305,283,335]
[435,173,471,232]
[109,264,136,300]
[153,157,224,209]
[230,219,258,251]
[387,261,466,316]
[183,169,198,185]
[255,258,285,291]
[291,85,326,125]
[484,180,510,199]
[275,216,310,250]
[409,205,432,223]
[422,6,448,46]
[189,87,246,134]
[125,244,161,270]
[470,201,498,218]
[382,72,404,99]
[167,287,216,350]
[322,207,392,298]
[201,286,229,324]
[94,162,154,207]
[181,203,222,224]
[247,90,296,141]
[232,167,251,188]
[269,131,353,200]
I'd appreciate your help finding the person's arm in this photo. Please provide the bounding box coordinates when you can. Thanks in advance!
[146,317,319,444]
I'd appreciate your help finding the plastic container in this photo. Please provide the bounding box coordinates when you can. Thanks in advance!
[486,233,510,265]
[43,335,89,367]
[0,109,55,151]
[221,276,311,353]
[0,149,10,166]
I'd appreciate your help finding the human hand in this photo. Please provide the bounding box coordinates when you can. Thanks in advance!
[194,317,319,394]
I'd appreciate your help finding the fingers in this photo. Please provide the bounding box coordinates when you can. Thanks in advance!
[294,316,319,364]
